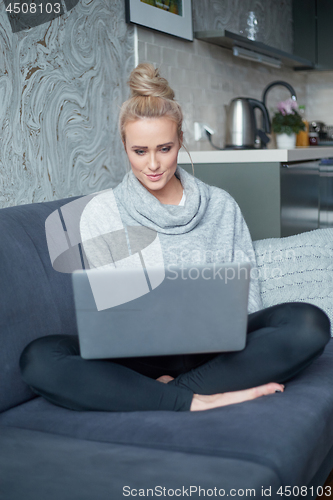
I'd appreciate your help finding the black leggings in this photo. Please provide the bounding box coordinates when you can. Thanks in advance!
[20,302,331,412]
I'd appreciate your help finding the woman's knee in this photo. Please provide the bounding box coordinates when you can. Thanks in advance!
[20,335,80,389]
[280,302,331,351]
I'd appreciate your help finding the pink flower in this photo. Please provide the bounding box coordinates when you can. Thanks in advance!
[277,98,298,115]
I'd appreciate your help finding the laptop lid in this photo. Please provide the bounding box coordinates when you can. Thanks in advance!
[72,261,251,359]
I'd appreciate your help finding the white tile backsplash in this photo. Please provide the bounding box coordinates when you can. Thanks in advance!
[305,72,333,126]
[146,42,162,63]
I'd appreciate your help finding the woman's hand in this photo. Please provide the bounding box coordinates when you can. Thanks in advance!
[190,383,284,411]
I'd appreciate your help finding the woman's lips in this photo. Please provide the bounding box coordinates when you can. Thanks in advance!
[145,173,163,181]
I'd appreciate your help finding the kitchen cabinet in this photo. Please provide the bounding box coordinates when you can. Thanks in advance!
[178,148,333,241]
[293,0,333,70]
[279,159,333,237]
[181,161,281,241]
[317,0,333,69]
[280,161,321,237]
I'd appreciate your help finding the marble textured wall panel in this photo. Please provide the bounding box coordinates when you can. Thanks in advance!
[0,0,134,208]
[192,0,293,53]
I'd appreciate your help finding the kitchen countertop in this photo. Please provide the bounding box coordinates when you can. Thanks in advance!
[178,147,333,164]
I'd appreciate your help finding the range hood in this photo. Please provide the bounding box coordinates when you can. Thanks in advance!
[195,30,314,70]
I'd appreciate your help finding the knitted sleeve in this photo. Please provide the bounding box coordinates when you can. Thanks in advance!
[232,200,263,314]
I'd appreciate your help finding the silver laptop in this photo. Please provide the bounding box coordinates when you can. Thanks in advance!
[72,261,251,359]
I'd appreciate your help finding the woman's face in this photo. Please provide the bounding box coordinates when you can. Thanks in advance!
[123,117,182,197]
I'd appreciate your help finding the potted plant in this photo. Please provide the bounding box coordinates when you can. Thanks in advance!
[271,98,305,149]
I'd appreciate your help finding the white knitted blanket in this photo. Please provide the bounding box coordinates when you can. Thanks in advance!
[253,228,333,336]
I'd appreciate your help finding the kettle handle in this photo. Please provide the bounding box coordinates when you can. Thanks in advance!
[247,98,271,134]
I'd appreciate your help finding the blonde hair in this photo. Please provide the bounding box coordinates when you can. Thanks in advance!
[119,63,183,143]
[119,63,194,175]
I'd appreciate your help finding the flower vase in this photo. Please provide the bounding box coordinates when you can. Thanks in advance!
[276,133,296,149]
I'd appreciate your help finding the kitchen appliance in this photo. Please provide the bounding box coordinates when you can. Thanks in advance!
[224,97,270,149]
[319,125,333,146]
[309,121,328,141]
[308,121,329,146]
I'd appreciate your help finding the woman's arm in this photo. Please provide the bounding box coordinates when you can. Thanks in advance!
[156,376,284,411]
[190,383,284,410]
[232,201,263,313]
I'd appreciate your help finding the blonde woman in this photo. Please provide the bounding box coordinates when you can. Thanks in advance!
[20,64,330,412]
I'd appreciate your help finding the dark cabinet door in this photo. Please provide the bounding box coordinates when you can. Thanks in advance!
[292,0,316,64]
[293,0,333,69]
[317,0,333,69]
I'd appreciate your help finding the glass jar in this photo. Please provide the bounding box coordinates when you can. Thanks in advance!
[309,132,318,146]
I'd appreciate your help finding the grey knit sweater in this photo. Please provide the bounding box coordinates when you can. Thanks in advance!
[80,166,262,314]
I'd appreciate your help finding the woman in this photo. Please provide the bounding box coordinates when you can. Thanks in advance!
[20,63,330,412]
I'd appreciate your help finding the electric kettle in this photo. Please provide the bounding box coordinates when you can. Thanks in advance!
[225,97,270,149]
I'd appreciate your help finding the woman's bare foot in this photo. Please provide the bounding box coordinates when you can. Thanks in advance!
[156,375,175,384]
[190,382,284,411]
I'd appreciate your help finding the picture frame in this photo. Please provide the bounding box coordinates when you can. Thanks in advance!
[125,0,193,41]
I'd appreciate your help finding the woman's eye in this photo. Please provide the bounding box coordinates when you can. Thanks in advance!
[160,146,171,153]
[134,150,145,155]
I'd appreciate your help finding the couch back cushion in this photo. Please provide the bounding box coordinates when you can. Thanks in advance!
[254,228,333,335]
[0,198,80,412]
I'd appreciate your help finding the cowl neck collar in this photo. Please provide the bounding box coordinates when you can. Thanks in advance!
[115,166,210,235]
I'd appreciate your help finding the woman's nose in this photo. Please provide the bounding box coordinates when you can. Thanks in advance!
[148,153,159,171]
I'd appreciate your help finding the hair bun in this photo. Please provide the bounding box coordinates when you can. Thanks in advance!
[128,63,175,100]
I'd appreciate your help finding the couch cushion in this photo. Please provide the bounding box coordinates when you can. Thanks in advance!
[254,228,333,335]
[0,198,80,412]
[2,340,333,488]
[0,426,281,500]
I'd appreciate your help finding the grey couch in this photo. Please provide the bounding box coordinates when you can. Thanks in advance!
[1,197,333,500]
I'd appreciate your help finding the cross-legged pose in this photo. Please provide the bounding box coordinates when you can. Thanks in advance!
[20,64,331,412]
